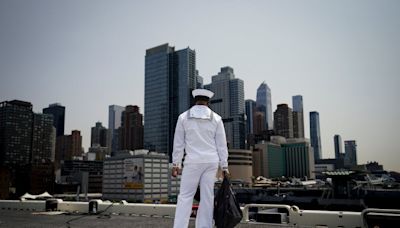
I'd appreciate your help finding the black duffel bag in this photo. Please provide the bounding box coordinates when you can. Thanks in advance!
[214,176,243,228]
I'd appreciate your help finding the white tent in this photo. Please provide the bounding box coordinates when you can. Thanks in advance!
[37,192,53,199]
[20,192,53,200]
[20,193,36,200]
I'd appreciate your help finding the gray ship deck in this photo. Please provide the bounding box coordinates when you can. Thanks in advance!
[2,200,399,227]
[0,209,290,228]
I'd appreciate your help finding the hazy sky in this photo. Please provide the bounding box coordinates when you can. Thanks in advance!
[1,0,399,171]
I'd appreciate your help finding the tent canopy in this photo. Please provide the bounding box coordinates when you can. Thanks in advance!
[20,192,53,200]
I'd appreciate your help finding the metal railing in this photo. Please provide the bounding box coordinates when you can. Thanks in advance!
[361,208,400,228]
[241,203,295,223]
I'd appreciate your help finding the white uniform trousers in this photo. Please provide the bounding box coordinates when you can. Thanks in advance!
[173,162,219,228]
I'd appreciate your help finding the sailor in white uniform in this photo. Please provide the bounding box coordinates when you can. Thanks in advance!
[172,88,229,228]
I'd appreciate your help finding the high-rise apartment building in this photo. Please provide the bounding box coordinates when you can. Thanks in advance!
[292,95,305,138]
[273,104,294,139]
[334,135,343,159]
[120,105,144,151]
[344,140,357,168]
[31,113,56,163]
[91,122,108,147]
[310,111,322,160]
[0,100,34,167]
[144,43,197,159]
[108,105,125,154]
[205,66,245,149]
[55,130,82,166]
[43,103,65,137]
[256,82,273,130]
[0,100,56,196]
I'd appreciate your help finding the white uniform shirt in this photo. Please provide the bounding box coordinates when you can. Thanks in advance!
[172,105,228,168]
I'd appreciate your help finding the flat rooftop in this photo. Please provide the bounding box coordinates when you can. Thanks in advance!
[0,209,291,228]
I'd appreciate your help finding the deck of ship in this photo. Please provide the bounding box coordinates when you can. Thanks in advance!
[0,209,291,228]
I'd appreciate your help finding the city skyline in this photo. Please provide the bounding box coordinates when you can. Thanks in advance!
[0,1,399,171]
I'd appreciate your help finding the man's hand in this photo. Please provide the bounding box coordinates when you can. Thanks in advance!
[172,167,181,177]
[222,167,230,178]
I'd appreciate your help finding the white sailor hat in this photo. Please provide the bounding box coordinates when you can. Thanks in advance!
[192,89,214,99]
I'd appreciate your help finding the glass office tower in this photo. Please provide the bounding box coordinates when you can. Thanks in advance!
[144,44,196,160]
[292,95,305,138]
[334,134,343,159]
[256,82,273,130]
[205,66,245,149]
[245,99,256,136]
[108,105,124,154]
[344,140,357,168]
[310,111,322,160]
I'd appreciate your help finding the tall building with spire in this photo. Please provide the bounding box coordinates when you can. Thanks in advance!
[292,95,305,138]
[144,43,197,159]
[310,111,322,160]
[205,66,245,149]
[256,82,273,130]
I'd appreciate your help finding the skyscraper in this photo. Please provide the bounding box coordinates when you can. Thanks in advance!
[292,95,303,113]
[245,99,256,136]
[0,100,56,196]
[334,135,343,159]
[0,100,34,167]
[273,104,294,139]
[43,103,65,137]
[91,122,108,147]
[32,113,56,163]
[108,105,124,154]
[196,70,203,89]
[256,82,273,130]
[344,140,357,168]
[144,43,197,158]
[292,95,305,138]
[205,66,245,149]
[119,105,144,150]
[310,111,322,160]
